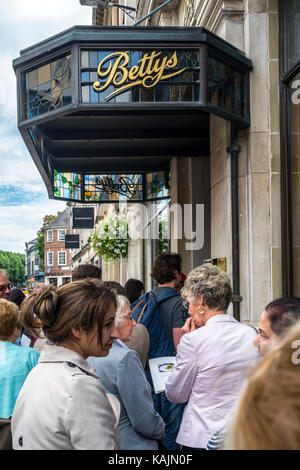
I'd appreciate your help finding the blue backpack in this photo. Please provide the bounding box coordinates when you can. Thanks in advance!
[131,290,178,359]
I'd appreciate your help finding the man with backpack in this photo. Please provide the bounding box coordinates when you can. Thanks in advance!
[131,253,188,450]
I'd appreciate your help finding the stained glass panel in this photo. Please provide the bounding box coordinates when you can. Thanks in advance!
[84,174,143,202]
[53,170,82,201]
[23,54,72,120]
[147,172,170,199]
[80,49,201,104]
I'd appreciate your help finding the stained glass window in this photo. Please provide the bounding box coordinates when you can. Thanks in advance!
[53,170,82,201]
[147,172,170,200]
[80,49,200,104]
[84,174,143,202]
[207,56,245,118]
[23,54,72,120]
[53,171,170,202]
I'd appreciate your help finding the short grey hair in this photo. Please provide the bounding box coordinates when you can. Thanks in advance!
[114,295,130,328]
[0,269,7,277]
[181,263,232,312]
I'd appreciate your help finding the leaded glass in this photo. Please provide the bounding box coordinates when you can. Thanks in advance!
[53,170,82,201]
[207,56,245,118]
[84,174,143,202]
[23,54,72,120]
[80,49,200,104]
[147,172,170,199]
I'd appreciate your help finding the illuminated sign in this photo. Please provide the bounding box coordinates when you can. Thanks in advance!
[93,51,186,101]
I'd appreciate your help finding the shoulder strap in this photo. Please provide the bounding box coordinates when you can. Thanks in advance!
[156,290,179,304]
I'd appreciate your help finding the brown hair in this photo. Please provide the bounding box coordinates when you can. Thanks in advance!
[225,319,300,450]
[20,280,117,346]
[151,253,182,285]
[72,264,102,281]
[0,299,19,340]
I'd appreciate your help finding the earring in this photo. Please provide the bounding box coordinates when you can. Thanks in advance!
[197,307,205,315]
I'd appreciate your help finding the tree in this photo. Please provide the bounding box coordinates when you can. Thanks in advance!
[36,214,58,271]
[0,251,25,285]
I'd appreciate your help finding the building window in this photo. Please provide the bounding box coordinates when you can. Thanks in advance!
[280,0,300,296]
[58,229,66,241]
[23,53,72,121]
[47,252,53,266]
[47,230,53,242]
[58,251,67,266]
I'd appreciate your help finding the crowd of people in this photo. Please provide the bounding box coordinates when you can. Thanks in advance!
[0,257,299,450]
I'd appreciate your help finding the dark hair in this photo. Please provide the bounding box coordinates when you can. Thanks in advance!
[9,288,26,308]
[265,297,300,336]
[151,253,182,285]
[124,278,145,304]
[20,279,117,346]
[72,264,102,281]
[103,281,127,297]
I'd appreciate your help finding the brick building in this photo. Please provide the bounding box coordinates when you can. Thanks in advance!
[44,207,72,286]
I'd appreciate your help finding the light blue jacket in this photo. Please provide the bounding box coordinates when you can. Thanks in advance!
[0,341,39,419]
[88,341,165,450]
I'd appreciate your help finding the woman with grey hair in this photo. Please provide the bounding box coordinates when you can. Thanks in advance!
[87,295,165,450]
[165,263,258,450]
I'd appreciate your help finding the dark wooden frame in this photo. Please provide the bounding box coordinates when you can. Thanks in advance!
[279,0,299,296]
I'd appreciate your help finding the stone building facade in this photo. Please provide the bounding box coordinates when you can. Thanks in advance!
[90,0,299,325]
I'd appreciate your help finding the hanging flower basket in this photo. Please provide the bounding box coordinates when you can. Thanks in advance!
[89,213,129,261]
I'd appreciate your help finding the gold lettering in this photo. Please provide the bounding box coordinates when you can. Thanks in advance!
[128,65,139,81]
[93,50,187,101]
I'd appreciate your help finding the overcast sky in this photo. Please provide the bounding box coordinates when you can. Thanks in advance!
[0,0,92,253]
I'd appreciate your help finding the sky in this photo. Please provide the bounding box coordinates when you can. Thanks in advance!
[0,0,92,254]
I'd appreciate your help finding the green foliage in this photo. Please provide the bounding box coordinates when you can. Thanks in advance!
[36,214,57,271]
[0,250,25,285]
[159,219,169,254]
[89,213,129,261]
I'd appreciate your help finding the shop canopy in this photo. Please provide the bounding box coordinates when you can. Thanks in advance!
[13,26,252,203]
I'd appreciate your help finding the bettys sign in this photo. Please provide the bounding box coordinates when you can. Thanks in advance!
[93,50,186,101]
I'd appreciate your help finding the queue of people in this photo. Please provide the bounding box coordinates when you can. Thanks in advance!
[0,260,299,450]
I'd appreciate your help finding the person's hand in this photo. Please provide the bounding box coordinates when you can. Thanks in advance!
[181,317,198,335]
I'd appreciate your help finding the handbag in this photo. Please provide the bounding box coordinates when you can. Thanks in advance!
[0,417,13,450]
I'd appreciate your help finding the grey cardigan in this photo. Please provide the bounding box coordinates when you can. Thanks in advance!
[88,341,165,450]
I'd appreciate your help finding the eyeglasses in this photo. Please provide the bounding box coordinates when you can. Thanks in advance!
[0,283,11,292]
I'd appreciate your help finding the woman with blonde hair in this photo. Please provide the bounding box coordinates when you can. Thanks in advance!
[165,263,258,450]
[225,319,300,450]
[11,280,120,450]
[0,299,39,420]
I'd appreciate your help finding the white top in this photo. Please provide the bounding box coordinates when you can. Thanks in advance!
[165,314,259,449]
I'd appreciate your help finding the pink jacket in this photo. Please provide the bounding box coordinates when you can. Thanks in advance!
[165,314,258,448]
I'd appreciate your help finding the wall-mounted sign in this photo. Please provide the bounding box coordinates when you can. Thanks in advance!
[93,51,186,101]
[54,170,169,203]
[72,208,94,229]
[90,175,137,196]
[80,49,200,104]
[65,234,80,249]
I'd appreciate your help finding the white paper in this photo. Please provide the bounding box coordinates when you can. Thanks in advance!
[149,356,177,394]
[20,334,31,348]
